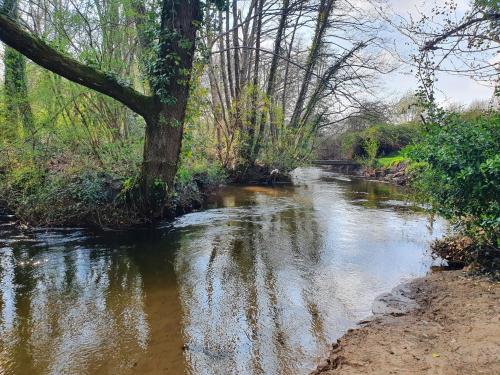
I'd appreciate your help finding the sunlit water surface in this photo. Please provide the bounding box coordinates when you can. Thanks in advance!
[0,168,446,374]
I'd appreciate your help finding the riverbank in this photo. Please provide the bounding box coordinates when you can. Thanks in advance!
[359,161,411,185]
[312,269,500,374]
[324,161,411,186]
[0,169,227,228]
[0,161,293,228]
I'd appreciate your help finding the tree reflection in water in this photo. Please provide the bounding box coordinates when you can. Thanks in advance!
[0,168,447,374]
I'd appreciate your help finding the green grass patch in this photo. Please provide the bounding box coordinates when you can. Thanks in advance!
[377,152,408,168]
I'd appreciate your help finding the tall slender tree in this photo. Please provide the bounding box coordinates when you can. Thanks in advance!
[289,0,336,129]
[2,0,34,141]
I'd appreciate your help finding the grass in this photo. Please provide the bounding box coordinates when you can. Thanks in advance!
[376,152,408,168]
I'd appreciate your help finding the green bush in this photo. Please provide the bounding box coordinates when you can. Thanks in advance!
[376,152,408,168]
[411,113,499,246]
[362,128,380,167]
[338,122,421,159]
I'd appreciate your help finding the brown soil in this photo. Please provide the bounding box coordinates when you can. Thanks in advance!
[312,270,500,375]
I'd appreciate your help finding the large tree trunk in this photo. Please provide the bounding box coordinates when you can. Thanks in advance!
[141,104,184,214]
[139,0,200,215]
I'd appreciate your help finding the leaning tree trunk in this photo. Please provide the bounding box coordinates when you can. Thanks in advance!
[289,0,335,128]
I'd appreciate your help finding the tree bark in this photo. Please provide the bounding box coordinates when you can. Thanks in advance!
[140,0,201,213]
[289,0,335,128]
[141,104,184,214]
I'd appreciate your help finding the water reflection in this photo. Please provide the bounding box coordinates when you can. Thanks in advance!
[0,168,446,374]
[0,229,186,374]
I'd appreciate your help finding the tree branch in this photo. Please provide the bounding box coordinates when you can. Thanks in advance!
[421,11,500,51]
[0,13,154,119]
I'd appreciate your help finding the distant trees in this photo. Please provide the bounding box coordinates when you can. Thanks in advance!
[314,93,423,161]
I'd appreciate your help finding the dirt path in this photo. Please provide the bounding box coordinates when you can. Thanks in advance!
[312,270,500,375]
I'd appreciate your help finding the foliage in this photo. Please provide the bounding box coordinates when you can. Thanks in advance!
[259,119,315,171]
[0,128,226,227]
[376,151,409,168]
[0,68,226,227]
[362,128,380,167]
[337,122,421,160]
[411,113,499,247]
[0,155,139,226]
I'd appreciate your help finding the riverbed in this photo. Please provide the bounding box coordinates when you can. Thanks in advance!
[0,167,446,374]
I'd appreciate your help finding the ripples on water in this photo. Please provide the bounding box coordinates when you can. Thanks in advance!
[0,168,446,374]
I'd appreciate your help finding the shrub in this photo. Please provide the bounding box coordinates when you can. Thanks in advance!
[336,122,421,160]
[362,128,380,167]
[411,113,499,247]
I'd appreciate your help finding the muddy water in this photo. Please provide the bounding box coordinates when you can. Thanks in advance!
[0,168,446,375]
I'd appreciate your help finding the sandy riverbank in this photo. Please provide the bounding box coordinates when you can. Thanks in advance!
[312,269,500,375]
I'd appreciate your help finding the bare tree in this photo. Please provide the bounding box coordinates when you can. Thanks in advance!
[204,0,385,171]
[398,0,499,103]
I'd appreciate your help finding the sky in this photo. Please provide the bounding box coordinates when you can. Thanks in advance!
[380,0,497,106]
[0,0,496,107]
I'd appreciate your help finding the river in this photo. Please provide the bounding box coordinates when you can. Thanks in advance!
[0,168,446,374]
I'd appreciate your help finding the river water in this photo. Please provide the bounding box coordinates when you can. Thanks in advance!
[0,168,446,375]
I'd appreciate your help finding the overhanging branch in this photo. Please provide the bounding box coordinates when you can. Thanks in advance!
[0,13,154,119]
[421,12,500,51]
